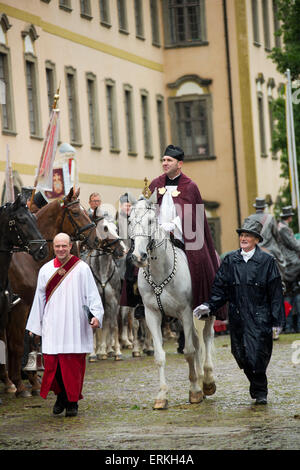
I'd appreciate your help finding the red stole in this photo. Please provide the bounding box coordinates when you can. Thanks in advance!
[46,255,80,304]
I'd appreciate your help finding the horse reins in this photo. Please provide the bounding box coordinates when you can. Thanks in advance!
[130,204,178,317]
[59,199,95,244]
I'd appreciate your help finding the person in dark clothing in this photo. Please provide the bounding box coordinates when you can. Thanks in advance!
[194,218,285,405]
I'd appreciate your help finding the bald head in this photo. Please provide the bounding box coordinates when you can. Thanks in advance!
[53,233,72,263]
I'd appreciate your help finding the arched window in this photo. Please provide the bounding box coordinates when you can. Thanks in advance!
[167,75,215,161]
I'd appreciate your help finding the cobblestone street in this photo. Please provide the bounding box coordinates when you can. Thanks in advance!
[0,333,299,451]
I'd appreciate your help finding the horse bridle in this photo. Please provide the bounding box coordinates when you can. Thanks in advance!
[60,199,96,244]
[93,214,123,256]
[129,205,163,252]
[0,209,46,255]
[130,204,178,317]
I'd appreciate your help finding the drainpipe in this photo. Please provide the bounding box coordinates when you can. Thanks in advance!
[222,0,242,227]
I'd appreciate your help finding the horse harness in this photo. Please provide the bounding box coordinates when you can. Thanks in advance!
[59,199,95,244]
[87,249,117,309]
[130,204,178,317]
[0,205,46,255]
[143,241,178,317]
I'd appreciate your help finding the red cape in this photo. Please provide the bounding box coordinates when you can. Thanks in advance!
[150,173,226,318]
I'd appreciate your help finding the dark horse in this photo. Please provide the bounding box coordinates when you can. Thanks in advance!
[1,188,100,397]
[0,195,48,394]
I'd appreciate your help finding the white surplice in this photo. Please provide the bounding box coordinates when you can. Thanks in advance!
[26,259,104,354]
[158,186,184,242]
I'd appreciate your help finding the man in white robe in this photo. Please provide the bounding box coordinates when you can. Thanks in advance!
[26,233,104,417]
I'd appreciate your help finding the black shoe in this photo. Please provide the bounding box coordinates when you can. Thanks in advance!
[255,397,267,405]
[53,394,66,415]
[65,402,78,417]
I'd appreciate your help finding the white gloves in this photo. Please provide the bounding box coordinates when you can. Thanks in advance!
[161,222,175,233]
[193,304,211,320]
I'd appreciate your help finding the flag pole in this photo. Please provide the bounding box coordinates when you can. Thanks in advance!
[30,83,60,208]
[5,144,15,203]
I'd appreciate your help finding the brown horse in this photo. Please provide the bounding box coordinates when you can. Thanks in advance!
[0,195,48,395]
[1,188,100,397]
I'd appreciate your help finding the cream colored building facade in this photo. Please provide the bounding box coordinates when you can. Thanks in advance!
[0,0,285,253]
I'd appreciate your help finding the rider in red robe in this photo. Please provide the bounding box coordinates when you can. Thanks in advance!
[149,145,225,318]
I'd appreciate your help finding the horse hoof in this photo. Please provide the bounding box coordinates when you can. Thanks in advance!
[15,390,32,398]
[153,399,168,410]
[189,390,204,404]
[132,351,141,358]
[114,355,122,361]
[88,356,97,363]
[98,354,108,360]
[4,384,17,393]
[203,382,216,396]
[145,350,154,356]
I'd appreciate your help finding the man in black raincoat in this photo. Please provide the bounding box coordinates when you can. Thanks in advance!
[194,218,285,405]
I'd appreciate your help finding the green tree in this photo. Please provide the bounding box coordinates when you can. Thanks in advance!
[269,0,300,231]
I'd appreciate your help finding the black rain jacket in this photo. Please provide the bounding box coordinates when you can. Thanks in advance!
[208,246,285,372]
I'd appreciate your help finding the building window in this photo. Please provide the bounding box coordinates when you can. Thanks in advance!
[257,93,267,157]
[86,72,101,149]
[99,0,111,26]
[124,84,136,155]
[80,0,92,19]
[272,0,281,49]
[59,0,72,12]
[168,94,213,161]
[45,61,57,114]
[134,0,144,39]
[256,75,267,158]
[105,79,119,152]
[65,66,81,145]
[251,0,260,45]
[267,78,277,159]
[26,60,39,136]
[156,95,167,156]
[262,0,271,51]
[150,0,160,46]
[0,15,15,135]
[140,89,152,158]
[23,25,42,138]
[117,0,128,34]
[162,0,206,48]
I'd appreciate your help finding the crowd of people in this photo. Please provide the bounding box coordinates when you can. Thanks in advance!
[22,143,300,415]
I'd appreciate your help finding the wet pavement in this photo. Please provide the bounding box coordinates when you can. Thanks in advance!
[0,333,299,451]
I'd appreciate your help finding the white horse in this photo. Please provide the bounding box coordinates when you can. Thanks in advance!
[81,208,125,361]
[128,191,216,409]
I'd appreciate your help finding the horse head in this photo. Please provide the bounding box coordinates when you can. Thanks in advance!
[93,207,126,258]
[58,188,100,249]
[0,194,48,261]
[128,190,161,267]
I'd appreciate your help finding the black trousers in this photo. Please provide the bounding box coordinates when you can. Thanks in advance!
[243,367,268,399]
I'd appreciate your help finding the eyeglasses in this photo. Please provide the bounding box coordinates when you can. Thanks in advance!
[91,200,101,203]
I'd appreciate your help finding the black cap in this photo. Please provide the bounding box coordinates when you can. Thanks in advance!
[164,145,184,161]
